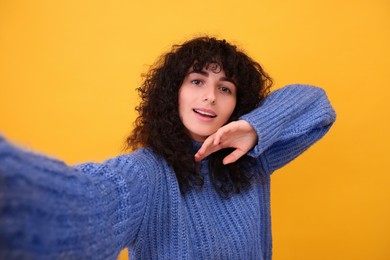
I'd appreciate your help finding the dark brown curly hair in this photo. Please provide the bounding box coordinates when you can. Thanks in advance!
[126,36,272,197]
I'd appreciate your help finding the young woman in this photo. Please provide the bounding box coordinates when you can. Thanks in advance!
[0,36,336,259]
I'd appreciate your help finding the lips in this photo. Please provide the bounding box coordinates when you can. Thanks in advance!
[193,108,217,118]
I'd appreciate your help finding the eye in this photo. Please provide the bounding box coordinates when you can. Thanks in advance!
[219,86,232,94]
[191,79,202,85]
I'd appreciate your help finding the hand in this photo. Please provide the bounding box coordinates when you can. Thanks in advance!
[194,120,258,165]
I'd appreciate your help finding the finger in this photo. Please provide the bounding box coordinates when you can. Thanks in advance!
[222,149,246,165]
[213,129,225,145]
[194,135,219,162]
[197,134,215,155]
[195,144,222,161]
[212,129,223,145]
[213,122,236,145]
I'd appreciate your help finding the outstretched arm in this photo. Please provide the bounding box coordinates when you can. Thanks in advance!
[0,136,149,259]
[195,84,336,174]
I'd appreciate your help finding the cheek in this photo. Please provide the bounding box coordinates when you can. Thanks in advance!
[177,100,184,121]
[219,99,236,123]
[226,99,237,117]
[178,88,190,119]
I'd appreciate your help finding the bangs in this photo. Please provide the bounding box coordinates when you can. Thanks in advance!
[190,56,238,82]
[192,60,222,74]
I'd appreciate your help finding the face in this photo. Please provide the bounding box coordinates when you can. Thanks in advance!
[178,64,237,142]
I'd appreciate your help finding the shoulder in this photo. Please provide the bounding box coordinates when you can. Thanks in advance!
[122,147,167,170]
[75,147,167,183]
[109,147,169,182]
[269,84,327,98]
[280,83,324,91]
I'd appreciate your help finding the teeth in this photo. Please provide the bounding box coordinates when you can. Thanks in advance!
[194,109,216,117]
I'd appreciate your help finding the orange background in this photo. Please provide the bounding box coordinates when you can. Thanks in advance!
[0,0,389,259]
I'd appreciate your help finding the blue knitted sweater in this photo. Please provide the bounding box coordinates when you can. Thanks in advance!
[0,85,336,259]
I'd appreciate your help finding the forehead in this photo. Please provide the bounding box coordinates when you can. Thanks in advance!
[191,62,222,74]
[187,63,230,79]
[190,61,238,84]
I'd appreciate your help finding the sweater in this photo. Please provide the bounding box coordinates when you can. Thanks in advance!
[0,84,336,260]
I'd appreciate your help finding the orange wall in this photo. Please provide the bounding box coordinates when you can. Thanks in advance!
[1,1,389,259]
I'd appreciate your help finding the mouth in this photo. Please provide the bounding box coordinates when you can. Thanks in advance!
[193,109,217,118]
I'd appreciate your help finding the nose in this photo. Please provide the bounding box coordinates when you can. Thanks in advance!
[202,85,216,104]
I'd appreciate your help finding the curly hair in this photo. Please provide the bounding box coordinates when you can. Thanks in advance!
[126,36,272,197]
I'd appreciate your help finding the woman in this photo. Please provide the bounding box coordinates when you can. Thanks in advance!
[0,36,336,259]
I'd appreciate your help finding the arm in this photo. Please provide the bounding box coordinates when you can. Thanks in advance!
[0,136,149,259]
[240,84,336,174]
[195,84,336,173]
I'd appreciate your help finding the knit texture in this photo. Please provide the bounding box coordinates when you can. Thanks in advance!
[0,84,336,259]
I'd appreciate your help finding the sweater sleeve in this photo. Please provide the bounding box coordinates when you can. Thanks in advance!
[239,84,336,175]
[0,136,149,259]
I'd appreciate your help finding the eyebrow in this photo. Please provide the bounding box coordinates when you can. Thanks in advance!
[187,70,236,85]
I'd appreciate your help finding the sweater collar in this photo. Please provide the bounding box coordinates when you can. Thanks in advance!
[191,140,211,165]
[191,140,203,152]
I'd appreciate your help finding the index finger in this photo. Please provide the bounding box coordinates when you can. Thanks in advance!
[194,135,220,162]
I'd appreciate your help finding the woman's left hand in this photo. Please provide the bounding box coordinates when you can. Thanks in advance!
[194,120,258,164]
